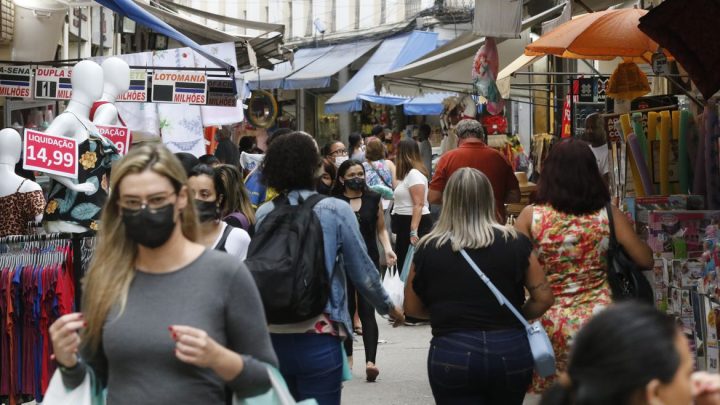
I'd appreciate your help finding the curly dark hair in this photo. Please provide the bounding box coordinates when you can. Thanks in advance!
[261,132,321,192]
[535,139,610,215]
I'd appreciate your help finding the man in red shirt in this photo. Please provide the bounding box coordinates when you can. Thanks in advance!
[429,119,520,221]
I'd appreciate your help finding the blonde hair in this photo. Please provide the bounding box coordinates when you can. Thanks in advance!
[215,164,255,224]
[82,144,198,351]
[419,168,515,251]
[395,138,428,180]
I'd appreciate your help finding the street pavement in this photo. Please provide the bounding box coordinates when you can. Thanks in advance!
[341,315,435,405]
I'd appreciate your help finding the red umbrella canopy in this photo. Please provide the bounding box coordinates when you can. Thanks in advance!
[525,8,671,63]
[639,0,720,99]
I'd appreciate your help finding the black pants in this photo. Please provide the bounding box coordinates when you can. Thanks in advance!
[343,278,379,363]
[391,213,433,273]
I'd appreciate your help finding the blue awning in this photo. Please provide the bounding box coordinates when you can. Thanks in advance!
[325,31,438,114]
[245,47,332,90]
[283,41,379,90]
[95,0,233,72]
[403,92,456,115]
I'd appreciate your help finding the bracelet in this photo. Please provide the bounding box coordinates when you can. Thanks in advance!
[409,230,418,237]
[57,358,81,373]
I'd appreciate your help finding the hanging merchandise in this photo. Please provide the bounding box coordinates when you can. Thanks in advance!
[472,38,505,116]
[0,232,96,405]
[606,62,651,101]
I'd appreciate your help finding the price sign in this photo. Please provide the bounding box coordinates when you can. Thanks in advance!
[0,65,32,98]
[151,71,207,104]
[34,67,72,100]
[97,124,131,155]
[117,70,148,102]
[23,129,78,178]
[207,78,237,107]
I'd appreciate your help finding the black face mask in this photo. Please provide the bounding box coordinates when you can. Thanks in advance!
[122,204,176,249]
[345,178,365,191]
[195,199,220,223]
[316,181,332,195]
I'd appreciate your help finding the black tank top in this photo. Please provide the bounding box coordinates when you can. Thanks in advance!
[337,191,381,267]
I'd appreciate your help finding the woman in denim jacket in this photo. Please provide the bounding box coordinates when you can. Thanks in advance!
[255,132,405,405]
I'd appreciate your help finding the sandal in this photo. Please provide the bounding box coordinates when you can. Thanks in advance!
[366,363,379,382]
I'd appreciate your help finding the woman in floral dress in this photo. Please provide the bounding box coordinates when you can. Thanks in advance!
[515,139,653,393]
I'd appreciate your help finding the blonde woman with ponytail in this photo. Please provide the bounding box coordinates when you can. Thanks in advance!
[403,168,554,405]
[49,143,277,403]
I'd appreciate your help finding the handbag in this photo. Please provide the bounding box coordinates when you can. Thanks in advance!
[43,366,105,405]
[235,365,318,405]
[400,245,415,282]
[460,249,556,378]
[605,203,654,304]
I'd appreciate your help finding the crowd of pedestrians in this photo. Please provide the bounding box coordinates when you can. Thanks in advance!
[47,121,720,405]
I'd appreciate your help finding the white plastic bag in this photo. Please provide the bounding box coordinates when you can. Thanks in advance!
[43,367,103,405]
[383,266,404,308]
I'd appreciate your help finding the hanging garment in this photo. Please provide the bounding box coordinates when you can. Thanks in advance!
[0,180,45,237]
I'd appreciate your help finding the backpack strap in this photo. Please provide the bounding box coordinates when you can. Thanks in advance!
[214,224,234,252]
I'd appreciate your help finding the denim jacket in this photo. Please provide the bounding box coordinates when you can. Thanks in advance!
[255,189,395,336]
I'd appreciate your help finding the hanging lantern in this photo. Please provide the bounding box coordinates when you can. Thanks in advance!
[606,61,651,101]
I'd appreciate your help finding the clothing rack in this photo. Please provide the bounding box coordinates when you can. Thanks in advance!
[0,232,95,405]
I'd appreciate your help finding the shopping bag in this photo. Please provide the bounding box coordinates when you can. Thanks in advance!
[383,266,405,308]
[235,365,318,405]
[400,245,415,282]
[43,366,104,405]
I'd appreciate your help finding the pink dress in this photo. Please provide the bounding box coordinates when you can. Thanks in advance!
[530,205,613,393]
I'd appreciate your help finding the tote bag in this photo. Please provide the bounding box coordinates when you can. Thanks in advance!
[43,366,104,405]
[235,365,318,405]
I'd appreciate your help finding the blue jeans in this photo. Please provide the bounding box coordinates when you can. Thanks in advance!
[271,334,343,405]
[428,329,533,405]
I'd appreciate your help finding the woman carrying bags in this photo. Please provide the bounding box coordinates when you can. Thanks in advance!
[331,159,397,382]
[49,144,278,403]
[404,168,554,404]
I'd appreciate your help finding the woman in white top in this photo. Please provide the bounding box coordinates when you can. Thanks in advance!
[391,138,431,274]
[187,164,251,259]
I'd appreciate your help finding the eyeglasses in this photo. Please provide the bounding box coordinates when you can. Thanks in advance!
[329,148,347,157]
[118,192,176,214]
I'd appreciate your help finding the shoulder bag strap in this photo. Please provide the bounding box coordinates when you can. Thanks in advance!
[459,249,531,329]
[368,161,392,189]
[215,224,234,252]
[605,203,619,250]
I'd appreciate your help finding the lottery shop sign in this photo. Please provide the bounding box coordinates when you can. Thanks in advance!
[23,129,78,178]
[151,71,207,105]
[97,124,131,155]
[34,67,72,100]
[0,65,32,98]
[117,70,148,102]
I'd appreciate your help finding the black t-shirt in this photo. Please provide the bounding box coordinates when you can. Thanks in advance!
[412,229,533,336]
[336,191,381,267]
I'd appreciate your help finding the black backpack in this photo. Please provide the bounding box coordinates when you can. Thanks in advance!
[245,193,330,324]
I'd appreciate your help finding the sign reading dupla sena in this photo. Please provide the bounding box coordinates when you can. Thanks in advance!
[151,71,207,105]
[97,124,131,155]
[23,129,78,178]
[34,67,72,100]
[117,70,148,102]
[0,65,32,98]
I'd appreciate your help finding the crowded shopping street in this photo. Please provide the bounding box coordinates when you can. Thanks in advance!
[1,0,720,404]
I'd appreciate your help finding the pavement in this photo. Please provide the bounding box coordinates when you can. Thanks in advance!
[341,315,435,405]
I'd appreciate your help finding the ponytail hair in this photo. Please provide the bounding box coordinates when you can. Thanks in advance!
[540,302,681,405]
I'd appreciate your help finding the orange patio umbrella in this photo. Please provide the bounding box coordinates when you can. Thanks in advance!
[524,8,672,64]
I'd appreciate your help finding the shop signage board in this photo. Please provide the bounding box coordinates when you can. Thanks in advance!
[117,70,148,102]
[34,67,72,100]
[0,65,32,98]
[97,125,131,155]
[151,71,207,105]
[22,129,78,178]
[207,78,237,107]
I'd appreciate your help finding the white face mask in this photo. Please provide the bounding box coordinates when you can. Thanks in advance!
[335,156,349,167]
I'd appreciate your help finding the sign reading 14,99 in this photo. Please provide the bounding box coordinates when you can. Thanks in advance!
[23,129,78,178]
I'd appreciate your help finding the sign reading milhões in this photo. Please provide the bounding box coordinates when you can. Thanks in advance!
[151,71,207,105]
[0,65,32,98]
[117,70,148,102]
[206,78,237,107]
[34,67,72,100]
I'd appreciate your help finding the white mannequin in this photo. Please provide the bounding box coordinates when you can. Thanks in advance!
[92,57,130,126]
[0,128,43,224]
[44,60,104,233]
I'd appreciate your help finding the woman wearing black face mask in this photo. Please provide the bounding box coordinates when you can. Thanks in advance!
[315,157,336,196]
[48,144,278,404]
[187,164,250,260]
[331,159,397,382]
